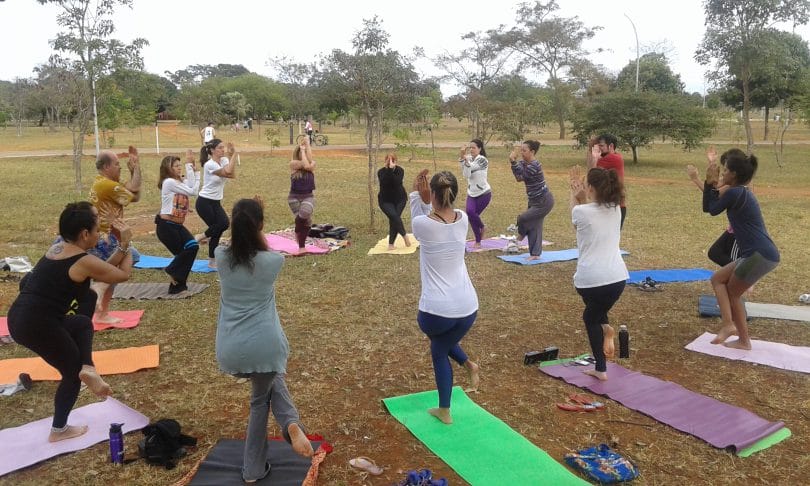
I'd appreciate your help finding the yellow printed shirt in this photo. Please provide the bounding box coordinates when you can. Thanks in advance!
[89,175,135,232]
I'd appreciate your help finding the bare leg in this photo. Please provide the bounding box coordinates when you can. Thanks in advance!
[403,234,411,247]
[428,407,453,424]
[723,275,753,350]
[583,369,608,381]
[602,324,615,359]
[92,282,122,324]
[48,424,89,443]
[710,262,738,344]
[288,423,314,458]
[464,360,480,392]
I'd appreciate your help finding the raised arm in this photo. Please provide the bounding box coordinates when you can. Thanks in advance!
[409,169,432,219]
[124,146,142,202]
[586,142,600,169]
[509,147,524,181]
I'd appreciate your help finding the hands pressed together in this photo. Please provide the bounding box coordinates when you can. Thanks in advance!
[413,169,430,203]
[568,165,587,204]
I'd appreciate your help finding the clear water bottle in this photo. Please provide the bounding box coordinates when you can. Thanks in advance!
[109,423,124,465]
[618,325,630,359]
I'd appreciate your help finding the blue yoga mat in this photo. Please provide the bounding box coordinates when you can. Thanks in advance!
[134,255,217,274]
[498,249,628,266]
[627,268,712,284]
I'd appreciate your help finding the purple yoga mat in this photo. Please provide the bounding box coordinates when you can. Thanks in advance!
[686,332,810,373]
[0,397,149,477]
[540,362,785,453]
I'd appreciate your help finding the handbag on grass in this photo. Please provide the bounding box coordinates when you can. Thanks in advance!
[564,444,639,483]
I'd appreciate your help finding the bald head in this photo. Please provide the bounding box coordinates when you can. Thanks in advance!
[96,151,122,181]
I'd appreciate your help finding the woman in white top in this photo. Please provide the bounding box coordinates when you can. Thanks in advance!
[410,169,480,424]
[156,150,201,294]
[569,167,629,381]
[459,138,491,249]
[196,138,237,268]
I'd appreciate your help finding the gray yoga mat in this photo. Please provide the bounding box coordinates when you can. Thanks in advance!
[699,295,810,322]
[112,282,209,300]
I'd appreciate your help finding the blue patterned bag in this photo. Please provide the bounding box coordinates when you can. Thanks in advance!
[564,444,639,483]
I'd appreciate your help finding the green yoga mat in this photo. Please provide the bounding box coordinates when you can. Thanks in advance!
[383,387,588,485]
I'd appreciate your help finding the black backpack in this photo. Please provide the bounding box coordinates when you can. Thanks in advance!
[138,419,197,470]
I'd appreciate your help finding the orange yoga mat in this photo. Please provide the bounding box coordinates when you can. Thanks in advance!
[0,344,159,383]
[0,310,143,337]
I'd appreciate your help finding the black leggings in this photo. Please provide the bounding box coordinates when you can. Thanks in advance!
[379,199,407,244]
[708,230,738,267]
[155,217,200,284]
[576,280,626,373]
[195,197,230,259]
[7,304,96,428]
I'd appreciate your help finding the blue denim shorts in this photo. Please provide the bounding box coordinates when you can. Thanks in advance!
[86,234,140,264]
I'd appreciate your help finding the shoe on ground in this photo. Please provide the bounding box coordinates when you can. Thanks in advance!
[168,282,188,295]
[506,223,518,233]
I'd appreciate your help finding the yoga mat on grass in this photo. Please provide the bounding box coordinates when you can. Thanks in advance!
[699,295,810,322]
[265,234,329,255]
[685,332,810,373]
[0,397,149,477]
[112,282,208,300]
[465,237,552,253]
[0,344,159,383]
[368,233,420,255]
[189,438,323,486]
[1,310,143,338]
[540,362,788,455]
[135,254,217,273]
[627,268,713,284]
[383,387,587,485]
[499,248,628,265]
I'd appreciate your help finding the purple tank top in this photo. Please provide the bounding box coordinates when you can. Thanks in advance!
[290,171,315,194]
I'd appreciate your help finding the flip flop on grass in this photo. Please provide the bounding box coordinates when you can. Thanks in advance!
[349,456,384,475]
[556,402,600,412]
[568,393,605,409]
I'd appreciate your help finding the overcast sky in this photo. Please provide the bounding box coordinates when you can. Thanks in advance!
[3,0,810,97]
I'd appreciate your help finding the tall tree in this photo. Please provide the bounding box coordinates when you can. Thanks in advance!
[321,17,421,225]
[695,0,810,154]
[493,0,600,139]
[38,0,147,192]
[616,52,685,94]
[166,64,251,86]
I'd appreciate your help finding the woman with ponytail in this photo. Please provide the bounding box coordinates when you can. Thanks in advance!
[509,140,555,260]
[702,150,778,350]
[569,167,629,381]
[196,138,238,268]
[409,169,480,425]
[289,136,316,254]
[459,138,491,248]
[215,198,314,482]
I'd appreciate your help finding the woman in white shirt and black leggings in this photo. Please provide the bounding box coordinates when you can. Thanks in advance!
[569,167,629,381]
[409,169,480,424]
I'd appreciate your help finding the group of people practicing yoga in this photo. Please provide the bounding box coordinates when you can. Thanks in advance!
[5,132,778,481]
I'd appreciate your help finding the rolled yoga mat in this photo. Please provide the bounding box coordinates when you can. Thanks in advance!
[699,295,810,322]
[0,397,149,477]
[383,387,588,485]
[539,361,789,456]
[685,332,810,374]
[189,438,323,486]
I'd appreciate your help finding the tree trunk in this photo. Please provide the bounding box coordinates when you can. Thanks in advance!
[631,145,638,164]
[741,73,754,155]
[365,111,375,227]
[72,129,84,194]
[763,106,769,141]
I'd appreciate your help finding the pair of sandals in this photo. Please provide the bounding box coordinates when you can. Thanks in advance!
[399,469,447,486]
[556,393,605,412]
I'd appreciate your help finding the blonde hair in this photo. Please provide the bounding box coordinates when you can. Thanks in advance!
[430,171,458,209]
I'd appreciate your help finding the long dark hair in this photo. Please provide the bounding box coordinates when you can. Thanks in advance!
[201,138,223,164]
[722,149,758,185]
[470,138,487,158]
[158,155,181,189]
[226,198,268,270]
[587,167,624,207]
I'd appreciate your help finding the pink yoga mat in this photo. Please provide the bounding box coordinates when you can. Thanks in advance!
[0,397,149,477]
[540,361,785,453]
[264,234,329,255]
[0,310,142,337]
[686,332,810,373]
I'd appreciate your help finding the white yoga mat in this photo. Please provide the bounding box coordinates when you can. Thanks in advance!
[685,332,810,374]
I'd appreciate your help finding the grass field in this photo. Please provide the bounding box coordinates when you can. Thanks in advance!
[0,128,809,485]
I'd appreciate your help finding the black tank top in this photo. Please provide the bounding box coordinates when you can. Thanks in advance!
[13,253,91,315]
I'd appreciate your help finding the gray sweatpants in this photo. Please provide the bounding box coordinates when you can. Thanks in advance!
[242,372,304,482]
[517,192,555,256]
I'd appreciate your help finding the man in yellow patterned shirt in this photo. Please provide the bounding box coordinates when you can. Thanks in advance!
[88,149,142,323]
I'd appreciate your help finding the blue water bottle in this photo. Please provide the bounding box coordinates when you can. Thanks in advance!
[109,423,124,465]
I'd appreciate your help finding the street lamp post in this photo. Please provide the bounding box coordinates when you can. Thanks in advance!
[624,13,640,92]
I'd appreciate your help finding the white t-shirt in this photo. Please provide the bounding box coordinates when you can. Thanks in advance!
[572,202,629,288]
[160,164,200,215]
[409,192,479,317]
[199,158,230,201]
[202,126,215,143]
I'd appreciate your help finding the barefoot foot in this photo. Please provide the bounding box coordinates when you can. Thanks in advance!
[195,234,209,244]
[526,255,540,261]
[403,235,412,247]
[48,424,88,443]
[464,360,480,392]
[79,365,112,397]
[602,324,616,359]
[93,313,123,325]
[710,325,737,344]
[388,244,396,251]
[428,407,453,424]
[207,259,217,269]
[472,242,482,250]
[583,369,608,381]
[723,339,752,350]
[288,423,314,458]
